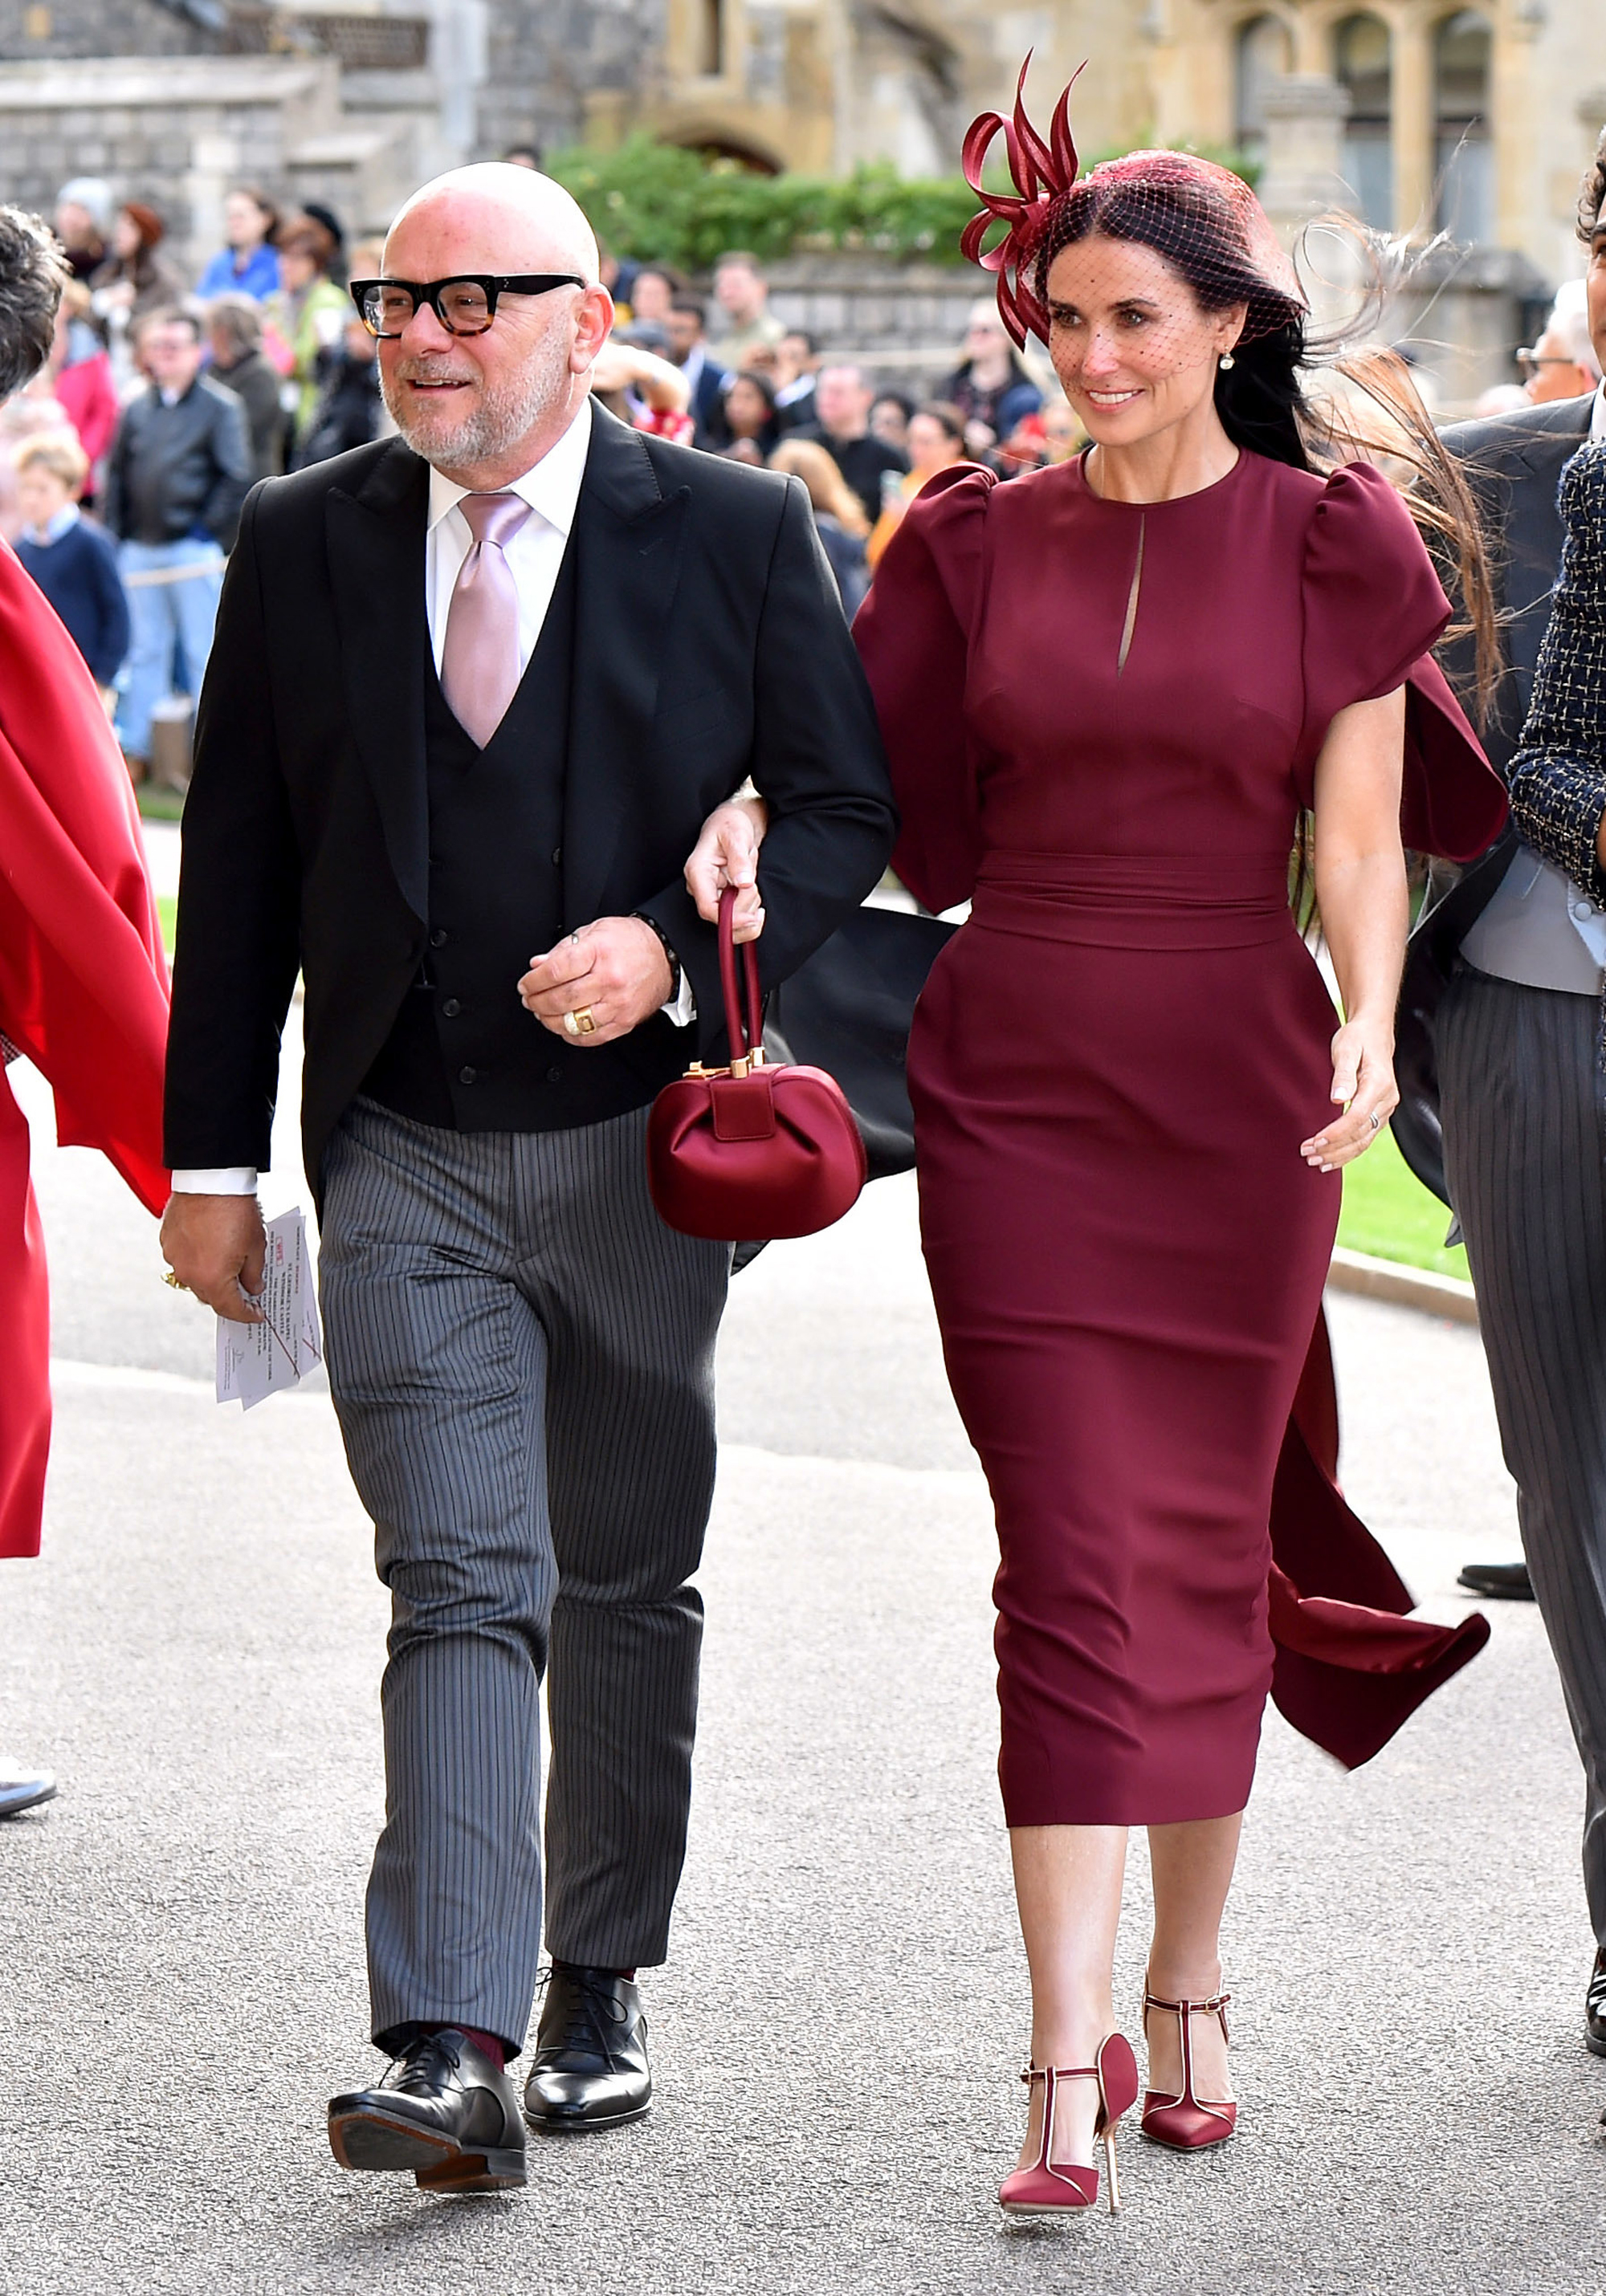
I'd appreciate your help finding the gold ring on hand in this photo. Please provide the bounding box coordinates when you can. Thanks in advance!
[162,1270,185,1289]
[564,1005,597,1038]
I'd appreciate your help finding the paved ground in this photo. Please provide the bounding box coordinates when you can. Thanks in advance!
[2,912,1603,2293]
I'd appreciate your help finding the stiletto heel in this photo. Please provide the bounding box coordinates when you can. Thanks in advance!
[1139,1984,1237,2150]
[997,2031,1139,2217]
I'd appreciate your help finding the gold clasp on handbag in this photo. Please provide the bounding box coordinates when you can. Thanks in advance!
[685,1048,768,1084]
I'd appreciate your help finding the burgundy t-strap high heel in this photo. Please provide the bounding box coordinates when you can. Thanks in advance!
[997,2031,1140,2217]
[1139,1986,1237,2149]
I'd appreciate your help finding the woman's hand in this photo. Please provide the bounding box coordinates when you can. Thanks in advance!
[1300,1012,1399,1172]
[685,795,768,942]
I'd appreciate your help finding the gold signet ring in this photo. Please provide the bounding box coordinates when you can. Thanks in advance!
[162,1270,185,1288]
[564,1006,597,1038]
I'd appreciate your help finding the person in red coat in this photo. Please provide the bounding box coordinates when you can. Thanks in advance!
[0,205,170,1817]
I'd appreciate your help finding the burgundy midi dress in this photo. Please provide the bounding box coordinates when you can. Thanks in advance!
[854,449,1506,1826]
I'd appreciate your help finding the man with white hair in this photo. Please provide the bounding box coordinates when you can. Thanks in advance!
[159,164,895,2188]
[1522,275,1604,405]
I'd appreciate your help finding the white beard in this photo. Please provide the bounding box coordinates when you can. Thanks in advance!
[383,337,570,472]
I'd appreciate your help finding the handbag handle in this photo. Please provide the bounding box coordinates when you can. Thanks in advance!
[716,885,764,1068]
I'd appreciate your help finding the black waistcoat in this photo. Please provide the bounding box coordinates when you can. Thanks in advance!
[361,545,665,1134]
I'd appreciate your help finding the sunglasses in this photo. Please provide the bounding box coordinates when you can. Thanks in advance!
[350,273,586,339]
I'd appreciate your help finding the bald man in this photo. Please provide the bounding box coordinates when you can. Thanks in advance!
[160,165,895,2189]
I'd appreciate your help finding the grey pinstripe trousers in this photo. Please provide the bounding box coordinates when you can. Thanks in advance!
[319,1097,730,2054]
[1440,965,1606,1944]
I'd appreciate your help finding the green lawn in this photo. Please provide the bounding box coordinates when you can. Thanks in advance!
[157,894,177,952]
[1336,1122,1470,1281]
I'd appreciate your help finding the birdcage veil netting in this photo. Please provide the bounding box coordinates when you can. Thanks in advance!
[961,60,1306,354]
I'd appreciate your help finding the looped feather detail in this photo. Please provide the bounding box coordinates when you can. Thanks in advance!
[960,54,1084,350]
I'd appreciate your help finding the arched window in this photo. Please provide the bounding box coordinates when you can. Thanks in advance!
[1234,14,1293,168]
[1434,10,1493,240]
[1334,14,1392,230]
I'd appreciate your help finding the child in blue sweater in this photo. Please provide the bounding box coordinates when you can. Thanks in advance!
[14,434,130,702]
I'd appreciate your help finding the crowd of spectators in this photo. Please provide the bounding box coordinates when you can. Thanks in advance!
[10,163,1594,795]
[0,177,392,782]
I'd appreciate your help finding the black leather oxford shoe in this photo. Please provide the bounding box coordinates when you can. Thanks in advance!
[523,1965,651,2131]
[328,2029,527,2190]
[1587,1949,1606,2058]
[1456,1560,1535,1601]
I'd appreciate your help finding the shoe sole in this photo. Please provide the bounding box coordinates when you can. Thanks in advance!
[1586,2031,1606,2058]
[999,2200,1098,2217]
[523,2099,651,2134]
[328,2110,526,2188]
[0,1784,58,1819]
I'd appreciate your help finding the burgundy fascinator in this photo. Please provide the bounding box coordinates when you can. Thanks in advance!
[962,56,1306,351]
[960,58,1082,349]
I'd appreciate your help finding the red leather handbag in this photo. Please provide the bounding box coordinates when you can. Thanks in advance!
[647,888,868,1240]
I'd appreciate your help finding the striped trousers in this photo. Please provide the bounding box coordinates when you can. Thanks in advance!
[319,1097,730,2055]
[1439,965,1606,1944]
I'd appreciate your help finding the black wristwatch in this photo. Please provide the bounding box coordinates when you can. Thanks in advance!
[632,911,683,1002]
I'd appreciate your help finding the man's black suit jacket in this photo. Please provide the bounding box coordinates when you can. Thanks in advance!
[1394,391,1596,1203]
[163,405,898,1201]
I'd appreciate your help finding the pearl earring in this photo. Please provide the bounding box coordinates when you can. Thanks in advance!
[1219,351,1235,371]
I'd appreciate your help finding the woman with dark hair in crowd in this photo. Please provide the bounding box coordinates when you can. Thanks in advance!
[196,186,282,303]
[714,366,781,462]
[688,66,1507,2219]
[769,434,871,614]
[89,202,186,330]
[866,398,966,567]
[869,389,914,451]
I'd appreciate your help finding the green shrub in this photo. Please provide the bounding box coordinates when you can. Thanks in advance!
[547,140,977,269]
[548,136,1258,274]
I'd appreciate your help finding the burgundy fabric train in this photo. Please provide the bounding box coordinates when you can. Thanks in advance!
[853,449,1506,1822]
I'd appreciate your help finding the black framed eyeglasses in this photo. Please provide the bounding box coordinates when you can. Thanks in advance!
[350,273,587,339]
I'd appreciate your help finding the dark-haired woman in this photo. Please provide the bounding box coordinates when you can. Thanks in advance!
[691,79,1507,2218]
[866,401,967,568]
[850,104,1510,2214]
[196,187,282,303]
[713,368,781,462]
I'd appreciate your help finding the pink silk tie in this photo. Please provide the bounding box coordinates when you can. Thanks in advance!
[439,491,535,748]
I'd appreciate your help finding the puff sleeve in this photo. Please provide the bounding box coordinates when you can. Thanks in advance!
[1506,442,1606,902]
[853,464,994,913]
[1298,462,1506,861]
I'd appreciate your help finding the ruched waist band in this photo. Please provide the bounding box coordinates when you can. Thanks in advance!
[971,850,1298,951]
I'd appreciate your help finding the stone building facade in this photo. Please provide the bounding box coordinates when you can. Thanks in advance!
[0,0,1599,399]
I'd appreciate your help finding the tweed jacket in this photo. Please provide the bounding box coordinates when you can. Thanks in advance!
[1506,441,1606,905]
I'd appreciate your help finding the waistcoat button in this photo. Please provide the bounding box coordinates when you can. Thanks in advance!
[430,928,448,948]
[441,997,462,1017]
[458,1065,476,1085]
[546,1066,563,1084]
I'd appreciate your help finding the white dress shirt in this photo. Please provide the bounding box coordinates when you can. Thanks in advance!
[173,397,691,1198]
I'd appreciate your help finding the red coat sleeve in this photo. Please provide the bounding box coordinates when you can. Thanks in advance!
[1298,461,1507,860]
[0,540,170,1214]
[854,465,995,913]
